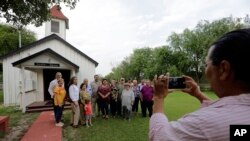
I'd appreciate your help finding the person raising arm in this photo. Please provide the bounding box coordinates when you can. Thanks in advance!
[150,28,250,141]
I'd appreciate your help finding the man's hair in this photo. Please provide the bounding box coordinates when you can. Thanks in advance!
[55,72,62,78]
[210,28,250,83]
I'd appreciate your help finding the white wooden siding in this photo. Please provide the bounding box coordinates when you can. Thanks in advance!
[2,38,96,111]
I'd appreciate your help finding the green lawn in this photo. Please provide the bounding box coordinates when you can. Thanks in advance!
[63,91,218,141]
[165,91,217,120]
[0,91,39,140]
[0,91,217,140]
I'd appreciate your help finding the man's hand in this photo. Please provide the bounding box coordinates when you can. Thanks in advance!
[153,73,169,99]
[182,75,200,96]
[182,75,212,103]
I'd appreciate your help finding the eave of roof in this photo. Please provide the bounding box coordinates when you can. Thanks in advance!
[0,34,98,67]
[12,48,79,69]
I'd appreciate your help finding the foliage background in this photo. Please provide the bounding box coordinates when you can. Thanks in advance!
[105,17,245,83]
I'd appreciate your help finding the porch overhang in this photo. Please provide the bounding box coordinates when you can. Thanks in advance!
[12,48,79,71]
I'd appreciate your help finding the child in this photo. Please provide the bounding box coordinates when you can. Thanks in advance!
[54,78,66,127]
[85,99,93,127]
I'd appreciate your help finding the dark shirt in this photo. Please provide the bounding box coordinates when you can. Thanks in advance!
[141,85,154,102]
[98,85,111,102]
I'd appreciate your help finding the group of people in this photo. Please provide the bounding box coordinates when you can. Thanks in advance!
[48,28,250,140]
[48,74,93,127]
[48,72,156,128]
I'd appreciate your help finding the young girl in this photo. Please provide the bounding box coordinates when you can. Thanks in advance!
[85,99,93,127]
[54,78,66,127]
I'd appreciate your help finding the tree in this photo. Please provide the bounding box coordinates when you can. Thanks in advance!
[168,17,244,82]
[0,0,78,27]
[0,24,36,56]
[129,48,153,79]
[106,16,246,82]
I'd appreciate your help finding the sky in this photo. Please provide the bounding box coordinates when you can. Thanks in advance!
[27,0,250,76]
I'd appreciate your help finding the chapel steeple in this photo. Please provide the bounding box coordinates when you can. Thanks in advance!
[45,5,69,39]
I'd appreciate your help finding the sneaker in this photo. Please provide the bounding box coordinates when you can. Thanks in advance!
[55,123,63,127]
[86,125,90,128]
[59,122,64,126]
[90,124,93,126]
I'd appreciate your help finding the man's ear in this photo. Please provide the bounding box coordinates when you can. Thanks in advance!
[219,60,231,81]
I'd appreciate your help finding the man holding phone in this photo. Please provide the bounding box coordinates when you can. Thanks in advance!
[150,28,250,141]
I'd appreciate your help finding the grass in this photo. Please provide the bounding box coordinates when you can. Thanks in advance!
[165,91,217,120]
[63,111,150,141]
[0,105,39,140]
[0,90,217,140]
[63,91,218,141]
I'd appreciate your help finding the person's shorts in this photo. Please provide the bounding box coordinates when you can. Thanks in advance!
[85,115,92,120]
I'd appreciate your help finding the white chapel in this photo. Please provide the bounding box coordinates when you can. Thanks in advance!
[0,5,98,112]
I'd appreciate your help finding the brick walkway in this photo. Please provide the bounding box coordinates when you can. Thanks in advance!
[21,111,62,141]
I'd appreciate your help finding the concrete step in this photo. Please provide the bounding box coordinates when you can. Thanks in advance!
[26,105,71,113]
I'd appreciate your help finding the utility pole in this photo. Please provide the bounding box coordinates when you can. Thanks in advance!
[17,25,23,48]
[19,30,21,48]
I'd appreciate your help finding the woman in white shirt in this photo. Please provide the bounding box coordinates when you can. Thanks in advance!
[68,76,80,128]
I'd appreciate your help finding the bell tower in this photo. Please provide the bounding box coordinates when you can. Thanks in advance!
[45,5,69,39]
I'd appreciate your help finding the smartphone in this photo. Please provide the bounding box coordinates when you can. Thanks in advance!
[168,77,186,89]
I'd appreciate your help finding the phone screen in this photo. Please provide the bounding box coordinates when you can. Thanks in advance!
[168,77,186,89]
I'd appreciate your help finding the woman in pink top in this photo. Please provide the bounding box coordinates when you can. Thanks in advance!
[98,79,111,119]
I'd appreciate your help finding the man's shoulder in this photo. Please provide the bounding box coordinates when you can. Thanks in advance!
[50,79,57,84]
[91,81,101,85]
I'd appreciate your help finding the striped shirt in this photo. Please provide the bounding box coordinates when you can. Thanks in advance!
[149,94,250,141]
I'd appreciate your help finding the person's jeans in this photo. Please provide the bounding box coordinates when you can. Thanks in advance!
[132,97,140,112]
[122,106,131,119]
[100,101,109,116]
[117,100,122,116]
[51,98,56,119]
[55,106,63,123]
[141,100,153,117]
[110,100,117,116]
